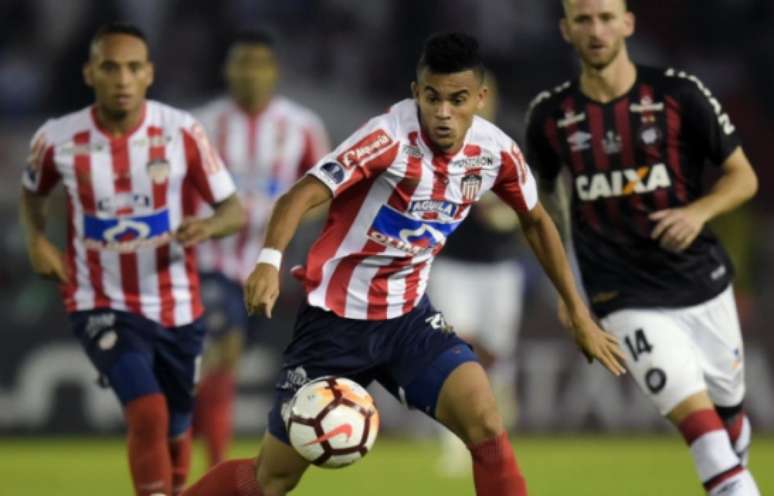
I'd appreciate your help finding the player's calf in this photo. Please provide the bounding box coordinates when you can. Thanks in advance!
[435,361,527,496]
[716,403,751,466]
[670,394,759,495]
[181,458,261,496]
[126,393,173,496]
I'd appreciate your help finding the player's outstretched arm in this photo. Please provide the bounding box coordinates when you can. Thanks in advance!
[517,202,627,376]
[244,176,332,318]
[19,188,67,282]
[650,147,758,252]
[537,174,571,244]
[176,193,246,247]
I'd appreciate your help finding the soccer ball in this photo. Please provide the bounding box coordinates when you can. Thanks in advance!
[285,377,380,468]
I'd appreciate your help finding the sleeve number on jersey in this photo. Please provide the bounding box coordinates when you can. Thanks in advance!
[624,329,653,362]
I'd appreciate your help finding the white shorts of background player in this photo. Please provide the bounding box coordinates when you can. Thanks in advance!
[601,285,745,416]
[428,257,527,376]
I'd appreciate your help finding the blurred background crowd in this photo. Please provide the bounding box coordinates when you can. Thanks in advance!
[1,0,772,436]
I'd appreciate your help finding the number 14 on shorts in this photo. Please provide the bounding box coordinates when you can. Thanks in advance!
[624,329,653,362]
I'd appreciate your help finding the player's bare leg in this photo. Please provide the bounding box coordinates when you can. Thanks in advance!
[194,330,244,466]
[667,391,759,496]
[437,337,503,477]
[435,361,527,496]
[182,432,309,496]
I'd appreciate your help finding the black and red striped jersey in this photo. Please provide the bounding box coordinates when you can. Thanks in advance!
[525,66,741,317]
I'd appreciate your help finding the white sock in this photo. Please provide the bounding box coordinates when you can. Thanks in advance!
[708,469,760,496]
[677,410,745,493]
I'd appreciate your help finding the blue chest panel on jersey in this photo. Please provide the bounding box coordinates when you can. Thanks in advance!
[366,205,460,256]
[83,209,171,250]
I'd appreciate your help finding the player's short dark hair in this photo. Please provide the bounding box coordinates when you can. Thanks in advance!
[91,22,148,49]
[230,28,276,49]
[416,32,484,81]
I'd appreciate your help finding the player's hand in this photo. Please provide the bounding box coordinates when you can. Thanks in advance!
[564,305,627,376]
[244,263,280,318]
[28,236,68,283]
[649,205,707,253]
[175,217,215,247]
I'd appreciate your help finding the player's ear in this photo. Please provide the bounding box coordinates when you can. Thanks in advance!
[147,61,155,87]
[623,11,635,38]
[559,18,571,43]
[476,85,488,111]
[83,62,94,88]
[410,81,419,100]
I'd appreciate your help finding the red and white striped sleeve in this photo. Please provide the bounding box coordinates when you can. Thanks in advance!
[491,142,539,213]
[22,122,60,195]
[182,120,236,205]
[306,115,399,197]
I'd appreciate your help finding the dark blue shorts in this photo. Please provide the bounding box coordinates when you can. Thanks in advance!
[267,296,478,444]
[70,309,205,436]
[199,272,250,340]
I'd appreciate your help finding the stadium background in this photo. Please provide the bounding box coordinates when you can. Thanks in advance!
[0,1,773,494]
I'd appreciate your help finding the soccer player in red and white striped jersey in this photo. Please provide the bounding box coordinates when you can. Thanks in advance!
[184,33,625,496]
[20,23,245,496]
[191,30,330,468]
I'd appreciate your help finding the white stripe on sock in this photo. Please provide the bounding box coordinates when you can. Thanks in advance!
[690,430,739,482]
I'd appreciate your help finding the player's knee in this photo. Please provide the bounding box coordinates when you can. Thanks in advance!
[460,402,504,445]
[126,394,169,439]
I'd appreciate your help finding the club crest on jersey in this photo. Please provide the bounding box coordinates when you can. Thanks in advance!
[567,130,592,152]
[638,125,663,147]
[337,129,394,169]
[557,110,586,128]
[83,209,172,252]
[147,158,170,184]
[575,163,671,201]
[367,205,459,256]
[460,174,482,202]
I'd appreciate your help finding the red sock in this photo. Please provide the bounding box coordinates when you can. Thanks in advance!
[182,458,261,496]
[469,432,527,496]
[125,394,172,496]
[194,370,236,467]
[170,430,193,495]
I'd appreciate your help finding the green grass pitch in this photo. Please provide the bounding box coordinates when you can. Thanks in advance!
[1,436,772,495]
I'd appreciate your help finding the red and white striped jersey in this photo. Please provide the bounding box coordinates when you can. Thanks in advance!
[23,100,237,327]
[303,98,538,320]
[194,96,329,283]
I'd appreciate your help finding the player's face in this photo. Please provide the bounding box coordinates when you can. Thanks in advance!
[226,43,278,109]
[412,69,487,153]
[83,34,153,117]
[561,0,634,71]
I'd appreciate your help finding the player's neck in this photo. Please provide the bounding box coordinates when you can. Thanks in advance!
[93,103,146,137]
[236,95,272,117]
[579,50,637,104]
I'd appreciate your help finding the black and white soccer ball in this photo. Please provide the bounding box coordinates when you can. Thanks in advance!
[285,377,380,468]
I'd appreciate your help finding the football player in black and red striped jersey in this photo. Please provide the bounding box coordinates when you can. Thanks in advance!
[526,1,759,495]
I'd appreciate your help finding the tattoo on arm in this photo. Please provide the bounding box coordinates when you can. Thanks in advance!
[539,175,571,245]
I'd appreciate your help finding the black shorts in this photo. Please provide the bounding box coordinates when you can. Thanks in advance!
[70,309,205,436]
[267,296,478,444]
[199,272,250,340]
